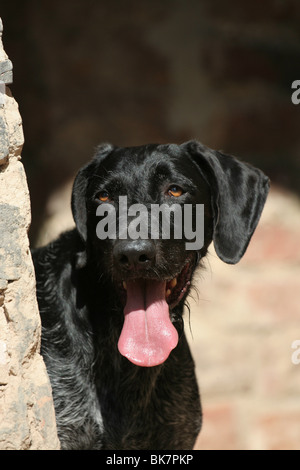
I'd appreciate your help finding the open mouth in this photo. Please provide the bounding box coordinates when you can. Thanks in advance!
[119,259,193,308]
[117,260,193,368]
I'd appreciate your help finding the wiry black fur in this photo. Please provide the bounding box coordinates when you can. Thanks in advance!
[32,141,269,449]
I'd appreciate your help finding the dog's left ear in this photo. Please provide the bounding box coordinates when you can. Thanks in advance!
[182,140,270,264]
[71,143,114,244]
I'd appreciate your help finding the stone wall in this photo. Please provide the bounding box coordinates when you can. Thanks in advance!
[0,18,59,450]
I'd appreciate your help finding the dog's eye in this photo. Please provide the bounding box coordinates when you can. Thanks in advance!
[97,191,110,202]
[167,186,183,198]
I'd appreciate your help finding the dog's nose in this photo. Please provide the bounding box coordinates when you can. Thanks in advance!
[113,240,156,269]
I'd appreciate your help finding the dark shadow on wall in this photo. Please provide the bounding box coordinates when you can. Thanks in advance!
[1,0,300,245]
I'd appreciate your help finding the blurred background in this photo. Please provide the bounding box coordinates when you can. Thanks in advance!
[1,0,300,449]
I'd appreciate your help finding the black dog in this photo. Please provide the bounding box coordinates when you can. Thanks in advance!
[32,141,269,450]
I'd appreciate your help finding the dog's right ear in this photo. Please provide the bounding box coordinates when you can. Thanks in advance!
[71,143,114,246]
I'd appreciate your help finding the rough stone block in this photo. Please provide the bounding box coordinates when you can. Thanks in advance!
[0,17,59,450]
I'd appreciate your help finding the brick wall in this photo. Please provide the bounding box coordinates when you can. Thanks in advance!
[190,186,300,450]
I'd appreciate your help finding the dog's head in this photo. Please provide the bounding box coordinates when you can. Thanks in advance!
[71,141,269,367]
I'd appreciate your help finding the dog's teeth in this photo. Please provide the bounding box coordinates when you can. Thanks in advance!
[123,281,127,290]
[166,289,171,297]
[170,278,177,288]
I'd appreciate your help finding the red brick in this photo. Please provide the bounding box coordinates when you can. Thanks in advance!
[194,402,239,450]
[244,224,300,263]
[257,411,300,450]
[247,281,300,320]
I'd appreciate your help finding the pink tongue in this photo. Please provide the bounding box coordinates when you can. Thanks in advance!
[118,279,179,367]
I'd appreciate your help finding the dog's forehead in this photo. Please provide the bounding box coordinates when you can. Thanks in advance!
[97,144,193,181]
